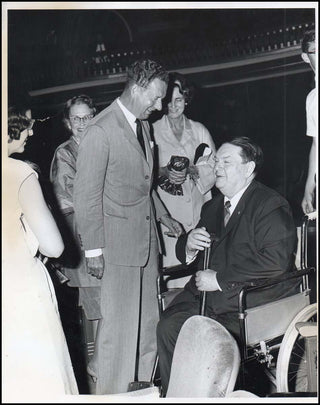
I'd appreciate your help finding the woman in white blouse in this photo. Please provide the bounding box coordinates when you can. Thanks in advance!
[153,72,216,275]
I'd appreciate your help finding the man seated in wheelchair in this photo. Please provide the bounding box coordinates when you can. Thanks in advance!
[157,136,300,396]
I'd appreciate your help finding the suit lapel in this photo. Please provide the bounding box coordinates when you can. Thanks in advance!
[215,181,258,245]
[112,101,150,162]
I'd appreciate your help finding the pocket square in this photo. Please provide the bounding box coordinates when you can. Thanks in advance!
[149,140,154,149]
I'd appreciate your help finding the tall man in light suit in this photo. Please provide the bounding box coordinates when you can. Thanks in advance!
[73,59,183,394]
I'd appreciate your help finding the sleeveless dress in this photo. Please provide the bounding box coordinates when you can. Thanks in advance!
[2,158,78,401]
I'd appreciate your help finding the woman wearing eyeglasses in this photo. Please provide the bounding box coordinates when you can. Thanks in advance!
[50,95,97,244]
[50,95,102,388]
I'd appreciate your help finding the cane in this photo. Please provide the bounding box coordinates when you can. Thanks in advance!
[200,233,216,316]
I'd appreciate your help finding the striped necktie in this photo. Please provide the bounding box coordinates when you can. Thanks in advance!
[224,200,231,227]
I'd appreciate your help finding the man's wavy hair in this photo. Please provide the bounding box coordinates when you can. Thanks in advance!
[8,106,32,143]
[126,59,168,89]
[229,137,264,175]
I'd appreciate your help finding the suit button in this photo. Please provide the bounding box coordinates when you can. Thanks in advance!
[146,216,150,220]
[145,175,150,180]
[186,198,191,203]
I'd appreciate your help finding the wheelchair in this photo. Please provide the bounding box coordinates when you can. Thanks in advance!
[156,213,317,396]
[275,212,317,394]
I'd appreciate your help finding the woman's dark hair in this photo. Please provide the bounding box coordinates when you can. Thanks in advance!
[8,106,32,143]
[229,136,264,174]
[163,72,194,113]
[301,29,315,53]
[63,94,97,123]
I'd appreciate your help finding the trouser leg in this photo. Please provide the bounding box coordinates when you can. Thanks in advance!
[138,227,159,382]
[95,264,140,394]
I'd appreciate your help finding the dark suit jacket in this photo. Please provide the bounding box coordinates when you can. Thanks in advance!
[176,180,299,315]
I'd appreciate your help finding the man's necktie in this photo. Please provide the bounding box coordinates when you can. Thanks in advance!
[224,200,231,227]
[135,118,146,157]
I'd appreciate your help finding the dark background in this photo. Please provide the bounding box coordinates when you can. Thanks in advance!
[8,7,315,223]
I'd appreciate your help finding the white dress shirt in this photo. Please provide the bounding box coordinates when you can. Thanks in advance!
[116,97,137,134]
[223,181,251,217]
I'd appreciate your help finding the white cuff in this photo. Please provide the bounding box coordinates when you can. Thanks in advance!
[85,248,103,258]
[213,271,222,291]
[186,249,198,264]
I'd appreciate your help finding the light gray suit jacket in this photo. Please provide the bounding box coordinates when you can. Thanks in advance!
[74,100,168,267]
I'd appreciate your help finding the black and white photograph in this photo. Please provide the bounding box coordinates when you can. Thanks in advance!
[2,2,318,403]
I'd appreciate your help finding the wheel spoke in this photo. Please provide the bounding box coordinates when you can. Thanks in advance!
[276,304,317,393]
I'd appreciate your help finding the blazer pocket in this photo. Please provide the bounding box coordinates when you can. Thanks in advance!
[103,212,128,220]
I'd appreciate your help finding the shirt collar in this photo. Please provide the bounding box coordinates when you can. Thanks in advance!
[224,181,252,214]
[117,97,136,132]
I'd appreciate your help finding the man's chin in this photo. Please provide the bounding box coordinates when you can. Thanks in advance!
[142,110,154,119]
[215,178,224,188]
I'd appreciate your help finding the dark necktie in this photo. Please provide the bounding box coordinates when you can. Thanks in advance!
[135,118,146,157]
[224,200,231,227]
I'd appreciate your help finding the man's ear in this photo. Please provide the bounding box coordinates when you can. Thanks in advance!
[301,52,310,64]
[246,161,256,178]
[131,83,139,97]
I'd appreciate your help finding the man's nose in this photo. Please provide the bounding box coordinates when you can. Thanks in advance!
[155,99,162,111]
[171,99,179,108]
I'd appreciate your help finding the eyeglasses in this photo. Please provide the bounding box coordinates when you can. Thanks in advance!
[307,50,316,54]
[69,114,94,124]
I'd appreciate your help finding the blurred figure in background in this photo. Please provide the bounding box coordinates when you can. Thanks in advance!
[50,95,101,388]
[153,72,216,279]
[301,29,317,214]
[3,106,78,401]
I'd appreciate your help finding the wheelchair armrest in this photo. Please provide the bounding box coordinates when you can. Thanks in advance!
[238,267,314,313]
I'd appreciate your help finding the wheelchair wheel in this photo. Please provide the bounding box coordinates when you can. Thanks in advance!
[276,303,317,393]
